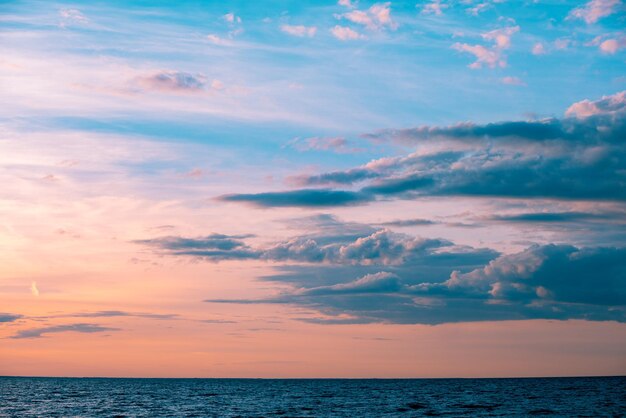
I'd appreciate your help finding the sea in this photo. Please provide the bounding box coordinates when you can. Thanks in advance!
[0,376,624,417]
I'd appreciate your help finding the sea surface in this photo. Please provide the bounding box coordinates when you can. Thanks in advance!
[0,376,624,417]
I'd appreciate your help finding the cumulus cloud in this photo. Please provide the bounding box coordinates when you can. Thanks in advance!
[137,226,457,266]
[568,0,621,24]
[206,244,626,324]
[280,24,317,37]
[452,26,519,69]
[10,323,118,339]
[330,25,365,40]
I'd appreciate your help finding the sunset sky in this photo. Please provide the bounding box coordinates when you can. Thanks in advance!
[1,0,625,378]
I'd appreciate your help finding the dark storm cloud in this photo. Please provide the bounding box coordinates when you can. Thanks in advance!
[218,189,372,208]
[10,323,119,339]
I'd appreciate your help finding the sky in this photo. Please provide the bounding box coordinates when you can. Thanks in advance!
[0,0,625,378]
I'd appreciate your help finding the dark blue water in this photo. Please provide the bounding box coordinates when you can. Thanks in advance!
[0,376,624,417]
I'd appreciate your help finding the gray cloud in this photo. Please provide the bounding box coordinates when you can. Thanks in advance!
[218,189,372,208]
[207,244,626,324]
[0,313,22,323]
[490,211,626,223]
[137,71,207,92]
[228,92,626,207]
[134,234,259,260]
[10,323,119,339]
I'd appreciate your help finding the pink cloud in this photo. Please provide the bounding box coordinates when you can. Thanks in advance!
[339,2,397,31]
[501,76,526,86]
[452,26,519,69]
[330,25,365,40]
[280,24,317,37]
[599,37,626,54]
[422,0,448,16]
[565,91,626,118]
[532,42,546,55]
[568,0,621,24]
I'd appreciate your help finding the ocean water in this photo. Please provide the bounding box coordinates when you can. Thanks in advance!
[0,376,624,417]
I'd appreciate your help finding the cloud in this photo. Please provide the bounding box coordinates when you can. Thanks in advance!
[137,226,458,266]
[338,2,397,31]
[565,91,626,117]
[377,218,438,227]
[501,76,525,86]
[422,0,448,15]
[10,323,118,339]
[223,13,241,24]
[338,0,356,8]
[136,71,207,93]
[206,34,233,46]
[285,137,363,153]
[568,0,621,24]
[280,25,317,37]
[30,281,39,297]
[134,234,259,260]
[452,26,519,69]
[599,37,626,54]
[330,25,365,40]
[0,313,22,323]
[300,272,402,295]
[206,244,626,324]
[267,91,626,203]
[532,42,546,55]
[59,8,88,27]
[489,211,626,223]
[218,189,372,208]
